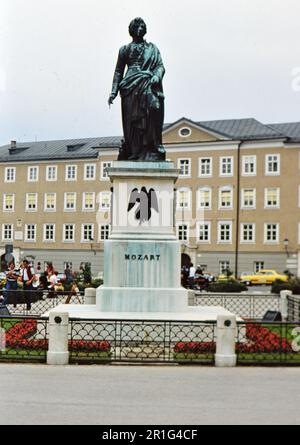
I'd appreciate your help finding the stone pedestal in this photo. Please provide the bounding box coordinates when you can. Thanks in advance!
[97,161,190,313]
[45,161,239,366]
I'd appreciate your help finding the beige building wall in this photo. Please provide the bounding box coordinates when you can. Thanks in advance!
[0,121,299,276]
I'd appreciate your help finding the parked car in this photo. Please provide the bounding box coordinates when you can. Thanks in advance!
[239,270,288,286]
[218,273,235,282]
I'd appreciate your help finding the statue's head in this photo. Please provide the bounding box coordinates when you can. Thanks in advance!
[129,17,147,39]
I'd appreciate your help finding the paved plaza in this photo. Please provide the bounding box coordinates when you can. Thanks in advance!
[0,364,299,425]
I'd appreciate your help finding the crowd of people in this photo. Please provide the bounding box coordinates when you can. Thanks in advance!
[181,264,215,290]
[0,260,80,310]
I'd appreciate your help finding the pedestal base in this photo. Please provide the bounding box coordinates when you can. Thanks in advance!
[97,287,189,313]
[44,304,237,322]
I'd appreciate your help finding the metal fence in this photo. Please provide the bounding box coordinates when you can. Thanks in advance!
[0,316,48,363]
[195,293,281,319]
[236,321,300,366]
[0,290,84,316]
[1,314,300,367]
[69,318,216,364]
[287,296,300,322]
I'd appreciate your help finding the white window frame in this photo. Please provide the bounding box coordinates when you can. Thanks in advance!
[241,223,256,244]
[265,154,280,176]
[99,191,111,211]
[99,224,111,241]
[25,224,37,242]
[63,224,75,243]
[176,223,189,242]
[220,156,234,177]
[82,192,95,212]
[197,221,211,244]
[2,224,13,242]
[100,162,112,181]
[27,166,39,182]
[26,193,38,212]
[46,165,58,182]
[254,261,265,273]
[65,164,78,181]
[264,223,280,244]
[218,221,233,244]
[198,157,213,178]
[43,224,56,243]
[44,193,57,212]
[219,260,231,275]
[5,167,16,183]
[219,186,233,210]
[197,187,212,210]
[64,192,77,212]
[177,188,192,211]
[178,158,191,178]
[264,188,280,209]
[241,188,256,209]
[81,224,94,243]
[242,155,257,176]
[84,163,96,181]
[3,194,15,212]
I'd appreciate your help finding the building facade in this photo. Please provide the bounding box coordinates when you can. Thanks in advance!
[0,117,300,277]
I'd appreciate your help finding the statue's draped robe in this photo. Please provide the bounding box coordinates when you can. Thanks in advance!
[111,42,165,160]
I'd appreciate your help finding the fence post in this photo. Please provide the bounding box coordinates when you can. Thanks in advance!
[280,290,292,321]
[47,312,69,365]
[188,290,195,306]
[215,315,237,367]
[85,288,96,305]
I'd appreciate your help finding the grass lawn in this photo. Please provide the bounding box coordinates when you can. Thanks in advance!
[173,353,215,363]
[0,319,21,331]
[70,352,112,364]
[262,324,299,342]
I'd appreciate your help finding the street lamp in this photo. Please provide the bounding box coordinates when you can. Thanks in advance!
[283,238,290,258]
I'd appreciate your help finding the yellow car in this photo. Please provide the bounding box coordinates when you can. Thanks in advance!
[240,270,288,286]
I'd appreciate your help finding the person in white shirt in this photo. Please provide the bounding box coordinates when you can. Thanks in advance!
[21,259,36,310]
[188,263,196,289]
[48,271,59,292]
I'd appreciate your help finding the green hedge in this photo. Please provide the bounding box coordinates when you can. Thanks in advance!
[208,280,248,293]
[271,278,300,295]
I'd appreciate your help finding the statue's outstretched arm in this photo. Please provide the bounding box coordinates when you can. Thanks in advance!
[108,47,126,105]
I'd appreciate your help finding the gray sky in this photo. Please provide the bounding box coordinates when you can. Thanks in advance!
[0,0,299,146]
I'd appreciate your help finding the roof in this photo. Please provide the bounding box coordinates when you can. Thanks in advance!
[197,118,284,140]
[0,136,122,163]
[163,117,286,140]
[1,118,299,163]
[269,122,300,142]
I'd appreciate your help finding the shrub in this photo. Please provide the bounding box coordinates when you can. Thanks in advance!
[208,279,248,293]
[91,278,103,289]
[272,278,300,295]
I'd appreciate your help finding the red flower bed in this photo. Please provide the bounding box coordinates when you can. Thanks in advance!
[5,320,111,353]
[174,324,293,355]
[174,341,216,354]
[237,324,293,354]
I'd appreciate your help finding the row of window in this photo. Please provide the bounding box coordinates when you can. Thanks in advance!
[2,192,111,213]
[177,222,291,244]
[2,162,112,183]
[0,186,289,213]
[178,154,281,177]
[1,224,111,243]
[1,154,282,183]
[216,261,266,274]
[177,187,283,210]
[1,221,296,245]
